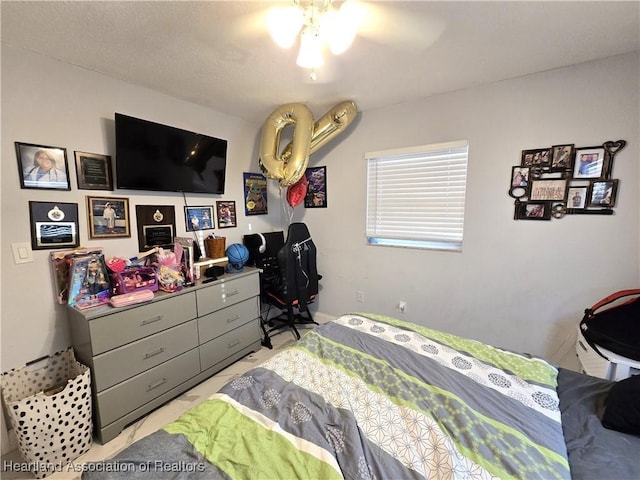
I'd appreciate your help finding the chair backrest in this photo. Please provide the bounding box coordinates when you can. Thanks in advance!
[276,223,319,307]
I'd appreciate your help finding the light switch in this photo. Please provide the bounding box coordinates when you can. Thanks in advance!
[11,243,33,264]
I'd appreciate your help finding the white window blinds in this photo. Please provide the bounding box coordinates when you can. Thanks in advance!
[366,140,469,251]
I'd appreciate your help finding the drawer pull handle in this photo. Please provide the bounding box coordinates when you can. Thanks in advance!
[147,378,167,391]
[141,316,163,326]
[228,339,240,349]
[225,290,240,297]
[144,347,165,359]
[578,340,587,352]
[226,315,240,324]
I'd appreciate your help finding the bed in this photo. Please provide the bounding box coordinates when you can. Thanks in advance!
[83,313,640,479]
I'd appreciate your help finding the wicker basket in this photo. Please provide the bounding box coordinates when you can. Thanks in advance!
[205,237,226,259]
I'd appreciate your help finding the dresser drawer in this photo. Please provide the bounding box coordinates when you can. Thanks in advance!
[89,292,197,355]
[96,348,200,427]
[198,297,259,344]
[200,319,261,371]
[196,274,259,316]
[93,320,198,392]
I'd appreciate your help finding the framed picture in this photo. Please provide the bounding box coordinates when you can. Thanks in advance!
[304,166,327,208]
[28,201,79,250]
[184,206,214,231]
[567,186,588,209]
[573,146,605,179]
[16,142,70,190]
[74,151,113,190]
[509,166,530,198]
[216,201,237,228]
[515,202,552,220]
[588,179,618,207]
[243,173,268,215]
[530,179,568,201]
[520,148,551,168]
[87,196,131,239]
[550,144,574,172]
[136,205,176,251]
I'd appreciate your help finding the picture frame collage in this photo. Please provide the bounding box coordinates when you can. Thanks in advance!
[509,140,625,220]
[17,141,239,250]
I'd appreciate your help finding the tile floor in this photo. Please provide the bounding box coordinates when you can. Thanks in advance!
[1,326,309,480]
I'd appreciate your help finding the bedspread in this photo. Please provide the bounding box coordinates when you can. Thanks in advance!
[84,313,570,479]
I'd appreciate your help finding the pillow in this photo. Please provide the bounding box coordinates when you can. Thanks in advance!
[602,374,640,435]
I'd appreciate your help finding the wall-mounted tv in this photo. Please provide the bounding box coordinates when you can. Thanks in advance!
[115,113,227,194]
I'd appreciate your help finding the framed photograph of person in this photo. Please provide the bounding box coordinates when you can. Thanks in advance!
[216,201,237,228]
[184,206,214,231]
[87,196,131,239]
[550,144,574,173]
[520,148,551,168]
[74,151,114,190]
[587,179,619,208]
[515,201,552,220]
[530,179,568,202]
[304,166,328,208]
[28,201,79,250]
[567,186,588,209]
[572,146,605,179]
[509,166,530,199]
[16,142,70,190]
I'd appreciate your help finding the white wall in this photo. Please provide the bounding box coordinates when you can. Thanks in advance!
[291,52,640,368]
[2,46,638,375]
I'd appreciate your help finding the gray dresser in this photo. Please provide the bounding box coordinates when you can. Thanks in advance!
[67,268,262,443]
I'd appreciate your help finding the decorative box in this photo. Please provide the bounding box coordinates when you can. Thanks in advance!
[111,267,158,295]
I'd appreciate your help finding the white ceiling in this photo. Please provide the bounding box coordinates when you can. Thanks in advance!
[2,1,639,124]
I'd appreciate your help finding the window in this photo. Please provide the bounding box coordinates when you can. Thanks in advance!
[366,140,468,252]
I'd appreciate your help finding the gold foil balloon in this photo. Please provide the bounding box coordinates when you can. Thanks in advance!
[259,103,314,187]
[259,100,358,188]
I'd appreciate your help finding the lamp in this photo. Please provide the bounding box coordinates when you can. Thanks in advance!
[267,0,361,71]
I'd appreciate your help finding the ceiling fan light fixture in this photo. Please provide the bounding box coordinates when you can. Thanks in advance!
[267,5,304,48]
[296,27,324,69]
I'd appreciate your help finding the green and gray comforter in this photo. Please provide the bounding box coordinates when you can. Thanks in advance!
[84,313,570,479]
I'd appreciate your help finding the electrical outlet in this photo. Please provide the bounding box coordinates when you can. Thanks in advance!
[398,301,407,313]
[356,290,365,303]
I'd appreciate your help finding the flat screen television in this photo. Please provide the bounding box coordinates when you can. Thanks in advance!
[114,113,227,194]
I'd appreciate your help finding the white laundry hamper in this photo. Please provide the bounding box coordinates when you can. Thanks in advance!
[1,347,92,478]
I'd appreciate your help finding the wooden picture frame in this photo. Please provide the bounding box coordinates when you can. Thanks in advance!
[520,148,551,168]
[573,146,605,179]
[515,201,552,220]
[550,144,574,172]
[29,201,79,249]
[87,196,131,239]
[530,179,568,202]
[184,206,214,231]
[216,201,237,228]
[16,142,70,190]
[304,166,327,208]
[587,179,618,207]
[74,151,113,190]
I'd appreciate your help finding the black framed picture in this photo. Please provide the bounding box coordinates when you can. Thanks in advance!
[509,166,530,199]
[530,179,568,202]
[520,148,551,168]
[184,206,214,231]
[550,144,574,172]
[515,201,552,220]
[588,179,618,207]
[573,146,605,179]
[74,151,113,190]
[28,201,79,249]
[135,205,176,251]
[16,142,70,190]
[567,186,588,209]
[304,166,327,208]
[216,201,237,228]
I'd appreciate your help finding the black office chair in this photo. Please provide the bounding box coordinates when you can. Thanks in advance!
[261,222,320,348]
